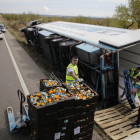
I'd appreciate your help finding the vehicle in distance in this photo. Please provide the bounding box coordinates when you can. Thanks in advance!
[0,21,4,25]
[0,30,3,40]
[0,25,6,32]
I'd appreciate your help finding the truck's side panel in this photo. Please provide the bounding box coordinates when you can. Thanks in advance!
[119,44,140,102]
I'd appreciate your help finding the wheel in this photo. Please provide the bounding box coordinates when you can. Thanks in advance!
[59,41,76,53]
[44,35,59,44]
[23,128,31,136]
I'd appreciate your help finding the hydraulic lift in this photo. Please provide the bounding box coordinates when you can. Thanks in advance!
[7,90,30,135]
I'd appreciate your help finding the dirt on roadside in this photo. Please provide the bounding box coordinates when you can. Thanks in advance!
[0,15,59,77]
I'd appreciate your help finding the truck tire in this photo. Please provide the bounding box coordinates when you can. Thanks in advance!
[44,34,59,44]
[59,40,77,53]
[51,38,65,48]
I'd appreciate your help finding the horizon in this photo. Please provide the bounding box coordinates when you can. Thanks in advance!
[0,0,128,17]
[0,13,107,19]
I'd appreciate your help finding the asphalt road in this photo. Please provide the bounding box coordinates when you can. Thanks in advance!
[0,30,45,140]
[0,30,102,140]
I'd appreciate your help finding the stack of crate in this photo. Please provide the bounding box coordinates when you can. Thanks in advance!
[41,83,75,140]
[29,79,76,140]
[28,76,98,140]
[27,95,57,140]
[70,83,98,140]
[40,77,62,91]
[55,90,75,140]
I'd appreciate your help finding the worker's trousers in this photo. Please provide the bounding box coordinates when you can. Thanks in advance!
[137,107,140,123]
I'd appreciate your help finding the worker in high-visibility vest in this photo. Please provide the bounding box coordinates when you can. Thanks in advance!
[129,67,140,82]
[66,56,83,83]
[121,67,140,98]
[130,75,140,127]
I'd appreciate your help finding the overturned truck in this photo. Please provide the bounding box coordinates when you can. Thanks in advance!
[21,19,140,108]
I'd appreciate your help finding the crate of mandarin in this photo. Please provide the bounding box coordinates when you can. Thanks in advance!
[66,81,98,107]
[27,86,74,118]
[44,86,75,110]
[40,76,62,91]
[27,92,57,123]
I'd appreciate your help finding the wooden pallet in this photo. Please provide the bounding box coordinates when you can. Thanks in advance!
[94,102,140,140]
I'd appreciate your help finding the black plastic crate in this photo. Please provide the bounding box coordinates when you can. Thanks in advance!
[56,123,73,132]
[72,122,94,138]
[57,98,74,110]
[40,78,62,91]
[56,129,72,137]
[27,95,57,117]
[35,127,55,137]
[64,82,98,107]
[31,127,55,139]
[29,112,57,125]
[44,87,75,110]
[60,131,72,139]
[57,115,75,126]
[58,107,75,118]
[74,110,95,121]
[75,103,97,114]
[74,95,98,107]
[74,134,92,140]
[32,134,55,140]
[31,120,56,133]
[80,122,94,132]
[73,117,94,128]
[59,137,71,140]
[72,128,93,140]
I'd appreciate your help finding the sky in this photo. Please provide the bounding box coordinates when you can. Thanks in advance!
[0,0,128,17]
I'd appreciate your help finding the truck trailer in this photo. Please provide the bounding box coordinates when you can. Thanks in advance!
[21,20,140,108]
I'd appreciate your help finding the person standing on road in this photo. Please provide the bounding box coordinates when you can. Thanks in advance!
[66,56,83,83]
[129,76,140,127]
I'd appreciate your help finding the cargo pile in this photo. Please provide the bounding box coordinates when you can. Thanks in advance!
[66,82,95,99]
[29,87,72,108]
[40,78,62,91]
[66,82,97,140]
[29,74,98,140]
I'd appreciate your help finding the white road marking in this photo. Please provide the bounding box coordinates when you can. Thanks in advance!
[3,34,29,96]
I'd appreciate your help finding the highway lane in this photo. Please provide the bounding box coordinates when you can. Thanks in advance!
[0,30,45,140]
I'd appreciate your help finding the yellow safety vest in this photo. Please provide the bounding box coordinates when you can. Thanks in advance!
[66,63,79,83]
[136,82,140,101]
[130,68,140,81]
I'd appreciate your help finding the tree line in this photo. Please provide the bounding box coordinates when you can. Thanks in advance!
[1,0,140,29]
